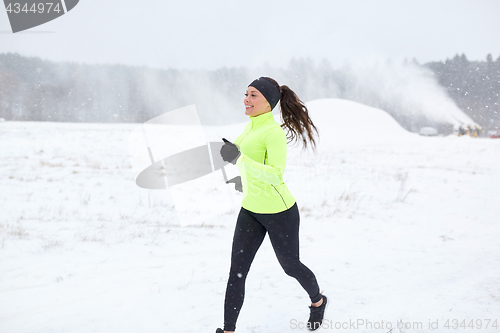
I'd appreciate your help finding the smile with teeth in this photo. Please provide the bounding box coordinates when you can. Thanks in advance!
[246,105,253,109]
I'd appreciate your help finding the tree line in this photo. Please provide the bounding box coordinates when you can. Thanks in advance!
[424,53,500,131]
[0,52,498,132]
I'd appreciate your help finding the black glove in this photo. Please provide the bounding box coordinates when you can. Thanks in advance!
[220,138,241,165]
[226,176,243,193]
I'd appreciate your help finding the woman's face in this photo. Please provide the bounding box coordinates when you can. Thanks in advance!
[244,86,271,117]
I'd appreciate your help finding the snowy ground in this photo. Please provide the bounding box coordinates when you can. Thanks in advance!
[1,99,499,333]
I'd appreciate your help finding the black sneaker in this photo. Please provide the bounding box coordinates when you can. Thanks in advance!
[215,328,224,333]
[307,295,328,331]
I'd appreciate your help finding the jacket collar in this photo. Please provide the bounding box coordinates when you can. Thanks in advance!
[249,111,274,128]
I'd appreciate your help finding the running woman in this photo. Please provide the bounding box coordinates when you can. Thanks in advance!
[217,77,326,333]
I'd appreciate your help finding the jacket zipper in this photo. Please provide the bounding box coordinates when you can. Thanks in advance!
[238,122,253,147]
[240,119,288,211]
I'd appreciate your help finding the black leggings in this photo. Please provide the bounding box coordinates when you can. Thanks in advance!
[223,202,321,331]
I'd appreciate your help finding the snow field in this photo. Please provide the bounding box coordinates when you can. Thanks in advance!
[1,99,499,332]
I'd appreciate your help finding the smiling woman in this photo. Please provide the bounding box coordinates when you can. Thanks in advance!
[244,87,270,117]
[217,77,325,333]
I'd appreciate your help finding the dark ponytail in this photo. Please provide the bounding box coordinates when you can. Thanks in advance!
[263,77,319,151]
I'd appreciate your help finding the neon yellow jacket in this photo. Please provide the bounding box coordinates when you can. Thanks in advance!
[234,111,296,213]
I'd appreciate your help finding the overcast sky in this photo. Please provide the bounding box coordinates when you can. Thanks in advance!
[0,0,499,70]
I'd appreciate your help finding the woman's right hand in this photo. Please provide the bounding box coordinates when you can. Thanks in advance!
[220,138,241,165]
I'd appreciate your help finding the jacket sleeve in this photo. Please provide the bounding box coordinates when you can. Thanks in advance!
[235,126,287,185]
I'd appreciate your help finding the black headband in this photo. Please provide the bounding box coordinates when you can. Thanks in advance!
[248,77,281,110]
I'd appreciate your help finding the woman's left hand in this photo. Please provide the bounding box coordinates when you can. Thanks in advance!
[226,176,243,192]
[220,138,241,165]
